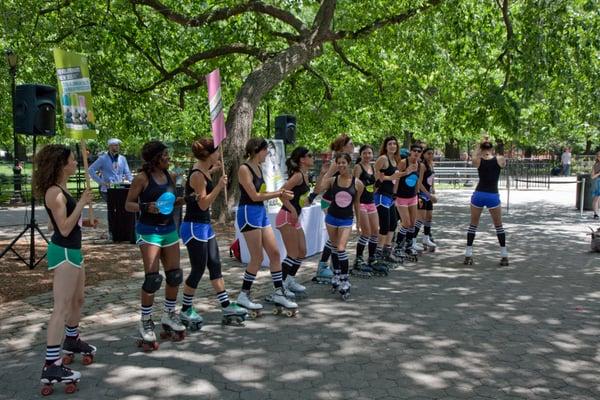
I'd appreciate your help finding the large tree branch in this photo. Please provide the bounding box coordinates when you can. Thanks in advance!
[303,63,333,100]
[332,0,444,41]
[131,0,308,34]
[120,33,167,74]
[496,0,513,89]
[312,0,336,40]
[332,41,383,92]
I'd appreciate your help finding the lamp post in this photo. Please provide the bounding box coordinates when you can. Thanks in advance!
[5,49,22,204]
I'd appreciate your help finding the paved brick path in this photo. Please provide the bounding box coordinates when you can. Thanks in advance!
[0,184,599,399]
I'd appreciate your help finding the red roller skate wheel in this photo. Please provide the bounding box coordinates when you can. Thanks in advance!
[41,385,54,396]
[64,383,78,394]
[62,354,74,365]
[82,354,94,365]
[152,342,159,350]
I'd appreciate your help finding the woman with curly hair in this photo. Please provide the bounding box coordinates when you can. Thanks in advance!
[34,144,94,394]
[125,140,186,349]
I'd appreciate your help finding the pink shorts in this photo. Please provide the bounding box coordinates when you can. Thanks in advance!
[395,196,418,207]
[275,209,302,229]
[359,203,377,214]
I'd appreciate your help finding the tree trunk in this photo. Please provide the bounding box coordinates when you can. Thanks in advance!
[214,41,324,221]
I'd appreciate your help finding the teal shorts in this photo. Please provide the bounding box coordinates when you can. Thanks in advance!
[47,242,83,270]
[136,230,179,248]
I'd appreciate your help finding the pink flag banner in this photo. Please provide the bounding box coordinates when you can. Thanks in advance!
[206,69,227,146]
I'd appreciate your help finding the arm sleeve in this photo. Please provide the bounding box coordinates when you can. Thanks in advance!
[122,157,133,181]
[88,156,104,185]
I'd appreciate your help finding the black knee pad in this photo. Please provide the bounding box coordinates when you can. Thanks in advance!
[142,272,163,294]
[165,268,183,286]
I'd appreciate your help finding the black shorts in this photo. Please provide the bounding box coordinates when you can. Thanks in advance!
[418,198,433,211]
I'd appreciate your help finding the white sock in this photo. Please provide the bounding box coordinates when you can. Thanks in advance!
[500,247,508,257]
[465,246,473,257]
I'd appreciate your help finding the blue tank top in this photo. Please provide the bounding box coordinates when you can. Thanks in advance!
[44,186,82,249]
[138,170,175,226]
[183,169,213,224]
[238,163,265,206]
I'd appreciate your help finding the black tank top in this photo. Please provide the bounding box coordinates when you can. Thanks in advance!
[397,160,419,198]
[376,155,396,197]
[357,163,375,204]
[183,169,213,224]
[421,162,434,193]
[238,163,265,206]
[475,157,501,193]
[282,172,310,215]
[328,176,356,220]
[138,170,175,226]
[44,186,82,249]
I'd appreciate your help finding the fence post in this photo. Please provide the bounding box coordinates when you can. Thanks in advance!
[580,177,585,217]
[506,173,510,214]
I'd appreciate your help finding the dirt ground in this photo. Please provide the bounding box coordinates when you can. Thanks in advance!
[0,223,236,304]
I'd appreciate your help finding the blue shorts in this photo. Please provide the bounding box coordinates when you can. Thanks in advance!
[237,204,270,232]
[593,179,600,197]
[180,222,215,245]
[325,213,353,228]
[374,193,394,208]
[470,191,501,209]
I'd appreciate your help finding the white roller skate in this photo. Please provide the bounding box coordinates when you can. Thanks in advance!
[222,302,248,326]
[411,238,424,253]
[271,288,299,317]
[330,274,341,293]
[237,291,263,318]
[40,360,81,396]
[500,247,509,266]
[180,307,203,331]
[463,246,473,265]
[339,280,351,301]
[422,235,437,252]
[160,310,186,341]
[136,316,159,352]
[284,275,306,296]
[312,261,333,284]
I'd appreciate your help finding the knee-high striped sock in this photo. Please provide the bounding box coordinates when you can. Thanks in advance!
[414,220,423,238]
[495,224,506,247]
[338,250,349,275]
[281,256,294,280]
[241,270,256,292]
[356,235,368,258]
[45,345,61,366]
[424,221,432,236]
[64,325,78,339]
[181,293,194,312]
[216,290,230,308]
[405,226,414,249]
[164,298,177,313]
[368,235,378,260]
[271,271,283,289]
[467,224,477,246]
[141,304,153,318]
[320,240,333,263]
[290,258,302,276]
[396,226,407,246]
[331,248,341,275]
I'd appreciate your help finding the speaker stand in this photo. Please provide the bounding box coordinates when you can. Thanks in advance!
[0,136,49,269]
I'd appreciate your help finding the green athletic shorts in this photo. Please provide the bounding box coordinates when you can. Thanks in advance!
[320,198,331,210]
[136,230,179,248]
[47,242,83,270]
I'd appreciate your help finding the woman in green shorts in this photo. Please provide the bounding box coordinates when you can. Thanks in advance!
[125,140,186,348]
[34,144,94,393]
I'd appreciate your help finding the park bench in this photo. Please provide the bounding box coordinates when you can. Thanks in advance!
[434,166,479,187]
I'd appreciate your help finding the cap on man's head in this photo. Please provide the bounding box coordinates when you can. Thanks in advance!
[107,138,121,146]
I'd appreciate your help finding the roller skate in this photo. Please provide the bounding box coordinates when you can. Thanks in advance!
[271,288,299,317]
[338,280,351,301]
[284,275,307,298]
[385,249,404,268]
[136,315,159,352]
[221,302,248,326]
[351,256,372,278]
[330,274,341,293]
[369,258,389,277]
[404,247,418,262]
[312,261,333,284]
[40,360,80,396]
[411,239,425,254]
[422,235,437,252]
[237,290,263,318]
[62,336,96,366]
[160,310,186,341]
[500,257,509,266]
[463,247,474,265]
[180,307,203,331]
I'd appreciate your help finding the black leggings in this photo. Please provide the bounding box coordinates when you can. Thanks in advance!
[377,205,398,235]
[184,237,223,289]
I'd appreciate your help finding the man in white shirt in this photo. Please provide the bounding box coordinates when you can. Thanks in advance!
[561,147,572,176]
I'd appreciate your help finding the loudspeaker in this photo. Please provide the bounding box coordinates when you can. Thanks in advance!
[14,84,56,136]
[275,114,296,144]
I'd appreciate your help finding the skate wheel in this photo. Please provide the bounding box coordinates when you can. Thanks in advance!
[41,385,54,396]
[272,308,280,315]
[64,383,78,394]
[159,331,170,339]
[175,331,185,341]
[82,355,94,365]
[249,310,260,319]
[62,354,74,365]
[285,310,296,317]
